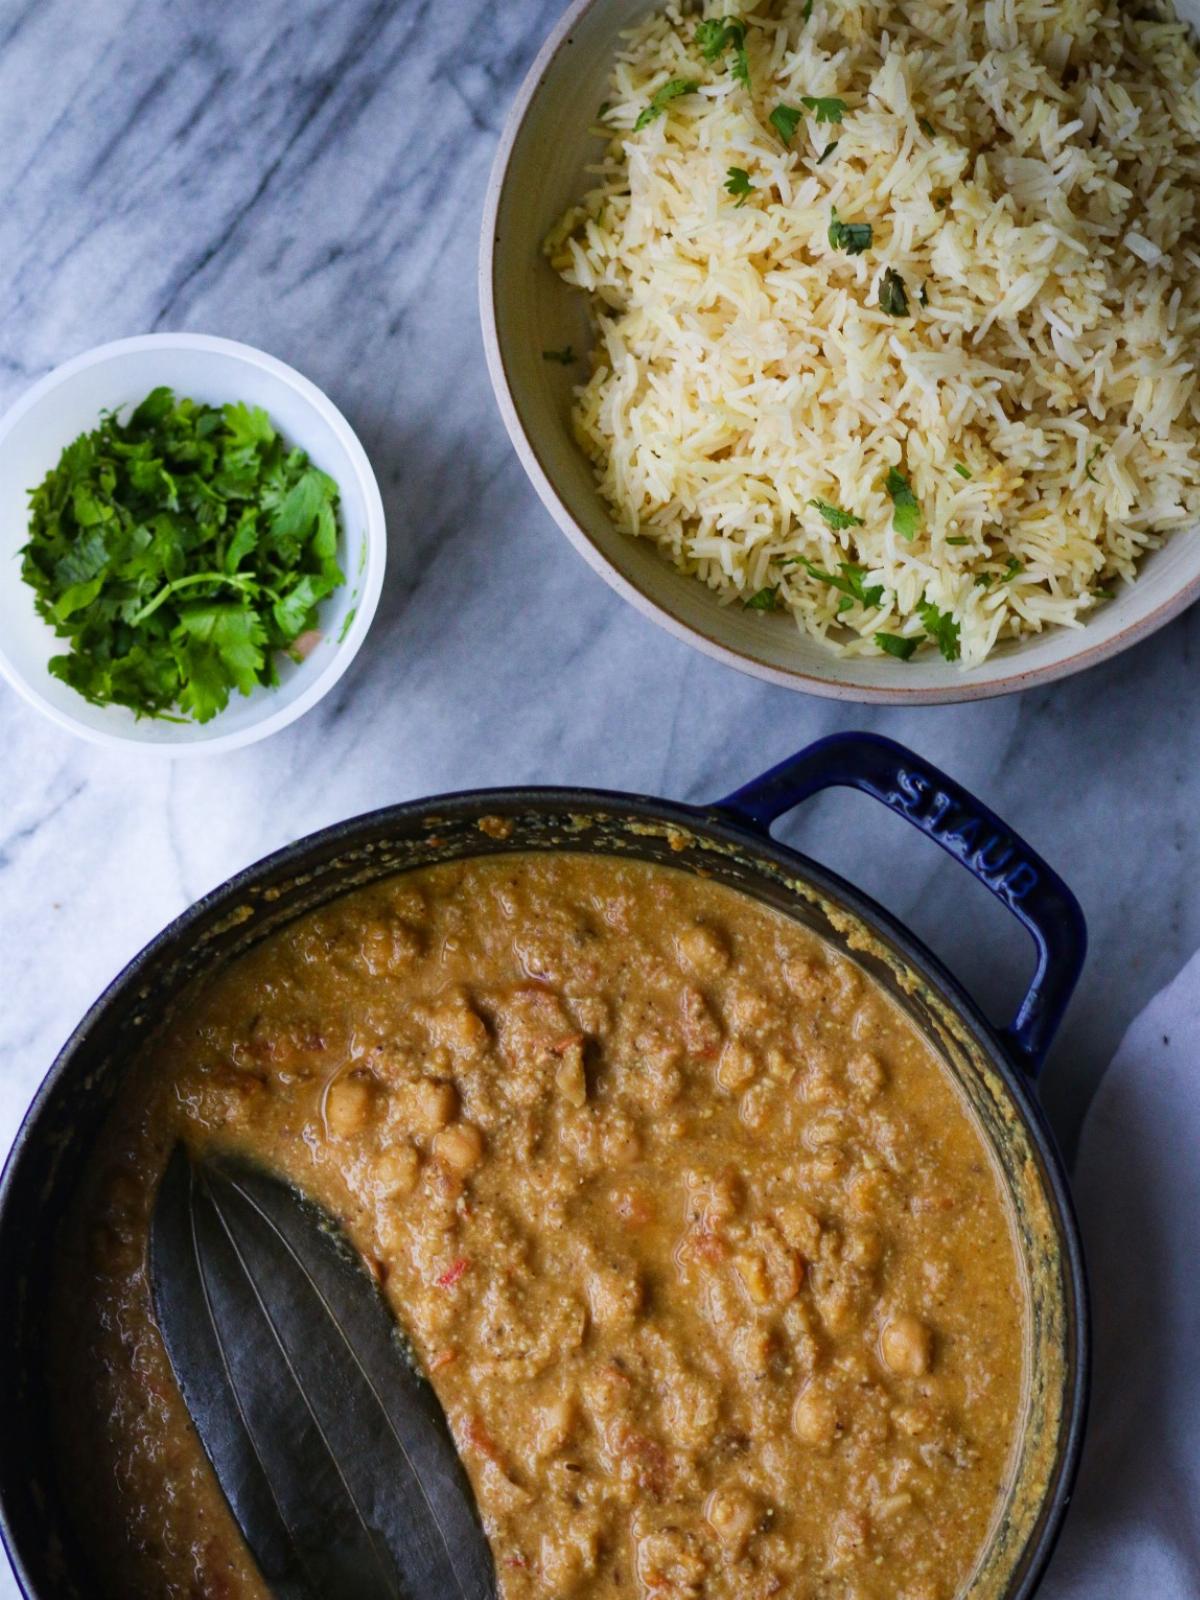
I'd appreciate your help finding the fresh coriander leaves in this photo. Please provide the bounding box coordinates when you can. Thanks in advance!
[808,497,864,530]
[21,387,345,723]
[879,267,909,316]
[801,94,846,123]
[817,140,840,163]
[635,77,700,130]
[877,603,961,663]
[725,166,755,203]
[744,584,780,610]
[696,17,750,85]
[875,632,919,659]
[954,462,972,479]
[828,207,873,254]
[799,558,884,610]
[769,104,803,144]
[885,467,921,539]
[918,600,961,660]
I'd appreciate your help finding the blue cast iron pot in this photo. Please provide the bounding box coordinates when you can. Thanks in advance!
[0,731,1089,1599]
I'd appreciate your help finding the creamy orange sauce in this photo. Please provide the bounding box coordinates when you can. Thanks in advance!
[54,853,1026,1599]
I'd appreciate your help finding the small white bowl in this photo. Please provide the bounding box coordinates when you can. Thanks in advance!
[480,0,1200,703]
[0,333,386,752]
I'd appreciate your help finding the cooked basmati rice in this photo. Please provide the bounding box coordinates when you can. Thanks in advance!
[546,0,1200,665]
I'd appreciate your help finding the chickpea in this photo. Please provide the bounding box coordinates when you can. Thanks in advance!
[775,1201,822,1259]
[716,1040,758,1093]
[734,1250,772,1306]
[372,1142,421,1199]
[586,1263,643,1329]
[847,1050,887,1101]
[680,986,722,1055]
[844,1224,883,1270]
[360,918,422,975]
[881,1313,934,1377]
[676,923,730,978]
[781,954,829,1001]
[432,1121,485,1175]
[733,1324,775,1378]
[324,1073,377,1138]
[706,1166,745,1223]
[431,993,489,1058]
[533,1394,577,1458]
[409,1077,459,1135]
[793,1383,840,1447]
[893,1402,934,1437]
[739,1081,776,1132]
[807,1117,844,1149]
[540,1535,585,1587]
[706,1487,759,1553]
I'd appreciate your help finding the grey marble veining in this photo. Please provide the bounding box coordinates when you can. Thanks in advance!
[0,0,1197,1587]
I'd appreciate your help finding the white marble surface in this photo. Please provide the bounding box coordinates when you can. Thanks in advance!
[0,0,1197,1590]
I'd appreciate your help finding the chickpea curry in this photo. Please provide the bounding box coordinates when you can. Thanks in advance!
[54,852,1027,1600]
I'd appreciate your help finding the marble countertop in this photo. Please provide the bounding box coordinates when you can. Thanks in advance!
[0,0,1196,1589]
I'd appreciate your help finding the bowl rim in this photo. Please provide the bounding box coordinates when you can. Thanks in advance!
[478,0,1200,704]
[0,331,387,755]
[0,779,1088,1600]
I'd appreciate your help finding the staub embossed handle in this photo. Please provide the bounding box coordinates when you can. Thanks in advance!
[714,732,1087,1076]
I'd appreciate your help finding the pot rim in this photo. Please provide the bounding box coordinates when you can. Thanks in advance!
[0,780,1090,1600]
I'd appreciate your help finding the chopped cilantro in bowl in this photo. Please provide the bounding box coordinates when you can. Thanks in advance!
[19,386,346,724]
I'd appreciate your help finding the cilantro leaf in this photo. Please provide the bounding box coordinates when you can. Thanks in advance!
[724,166,755,203]
[770,104,803,145]
[828,207,873,254]
[222,401,275,451]
[175,603,267,697]
[808,497,864,530]
[875,632,919,659]
[697,17,749,84]
[635,77,700,130]
[19,387,345,722]
[817,140,840,163]
[801,95,846,124]
[129,387,175,428]
[273,573,334,640]
[885,467,921,539]
[1003,557,1024,582]
[945,535,970,546]
[697,17,740,59]
[1085,443,1105,483]
[799,558,884,609]
[954,462,972,479]
[879,267,909,316]
[918,600,961,661]
[744,584,780,610]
